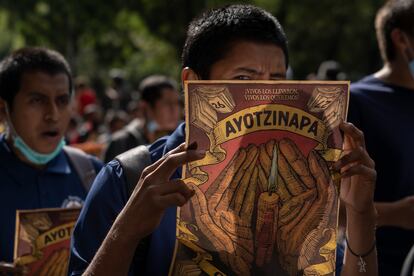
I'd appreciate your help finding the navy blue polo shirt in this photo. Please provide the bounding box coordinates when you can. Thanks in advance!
[69,122,344,275]
[0,134,103,262]
[349,75,414,274]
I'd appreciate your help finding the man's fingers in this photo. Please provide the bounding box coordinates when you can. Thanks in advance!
[340,122,366,149]
[151,147,205,180]
[333,146,374,171]
[158,193,188,208]
[151,180,196,209]
[149,179,195,200]
[140,143,187,179]
[340,164,376,181]
[0,263,26,275]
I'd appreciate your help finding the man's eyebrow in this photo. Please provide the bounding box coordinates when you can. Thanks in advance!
[28,91,70,99]
[270,72,286,79]
[234,67,261,74]
[235,67,286,78]
[27,91,48,98]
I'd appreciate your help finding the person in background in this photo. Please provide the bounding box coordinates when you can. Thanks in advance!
[316,60,347,81]
[102,69,132,112]
[103,74,180,162]
[97,109,129,145]
[348,0,414,274]
[126,100,145,122]
[74,76,97,116]
[106,110,129,135]
[0,47,103,273]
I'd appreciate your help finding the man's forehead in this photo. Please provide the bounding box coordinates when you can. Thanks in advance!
[207,41,287,79]
[22,70,69,79]
[20,71,69,87]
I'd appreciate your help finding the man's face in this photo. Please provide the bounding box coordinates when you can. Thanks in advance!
[151,88,180,131]
[8,71,71,154]
[208,41,287,80]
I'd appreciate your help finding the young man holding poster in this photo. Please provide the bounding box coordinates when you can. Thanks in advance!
[0,47,103,274]
[70,5,377,275]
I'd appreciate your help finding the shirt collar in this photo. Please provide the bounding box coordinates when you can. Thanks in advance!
[0,134,71,174]
[164,122,185,154]
[164,123,185,179]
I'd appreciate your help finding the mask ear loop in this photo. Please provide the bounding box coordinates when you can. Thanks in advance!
[2,103,18,139]
[402,32,414,62]
[401,33,414,81]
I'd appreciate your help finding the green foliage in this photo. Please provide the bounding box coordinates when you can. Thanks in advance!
[0,0,385,83]
[0,9,25,57]
[279,0,383,79]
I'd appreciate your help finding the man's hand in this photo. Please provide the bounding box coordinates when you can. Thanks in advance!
[334,122,378,276]
[334,122,376,215]
[124,142,206,240]
[0,262,27,276]
[84,142,205,276]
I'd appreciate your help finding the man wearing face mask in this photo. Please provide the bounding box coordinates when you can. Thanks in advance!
[0,47,103,269]
[103,75,180,163]
[349,0,414,274]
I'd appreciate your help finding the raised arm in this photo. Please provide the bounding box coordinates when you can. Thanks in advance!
[335,122,377,276]
[83,143,205,276]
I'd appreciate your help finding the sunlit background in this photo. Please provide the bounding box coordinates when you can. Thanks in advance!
[0,0,384,87]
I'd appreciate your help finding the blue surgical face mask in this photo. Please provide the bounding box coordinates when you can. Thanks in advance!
[403,33,414,78]
[13,136,65,165]
[4,104,65,165]
[409,59,414,78]
[146,120,159,133]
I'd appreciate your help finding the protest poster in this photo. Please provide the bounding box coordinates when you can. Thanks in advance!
[170,81,349,276]
[14,208,80,276]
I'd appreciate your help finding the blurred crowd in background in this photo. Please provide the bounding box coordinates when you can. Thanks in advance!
[0,59,346,161]
[61,72,183,161]
[1,1,413,275]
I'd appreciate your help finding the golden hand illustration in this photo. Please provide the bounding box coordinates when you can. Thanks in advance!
[262,138,336,274]
[189,145,258,275]
[37,249,69,276]
[188,138,336,275]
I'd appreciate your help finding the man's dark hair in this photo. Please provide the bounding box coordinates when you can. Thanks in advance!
[139,75,177,107]
[376,0,414,62]
[182,4,289,79]
[0,47,73,107]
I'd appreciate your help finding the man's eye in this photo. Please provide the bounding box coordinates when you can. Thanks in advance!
[234,75,251,80]
[30,97,43,104]
[57,97,70,106]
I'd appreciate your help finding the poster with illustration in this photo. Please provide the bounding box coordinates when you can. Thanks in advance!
[169,81,349,276]
[14,208,80,276]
